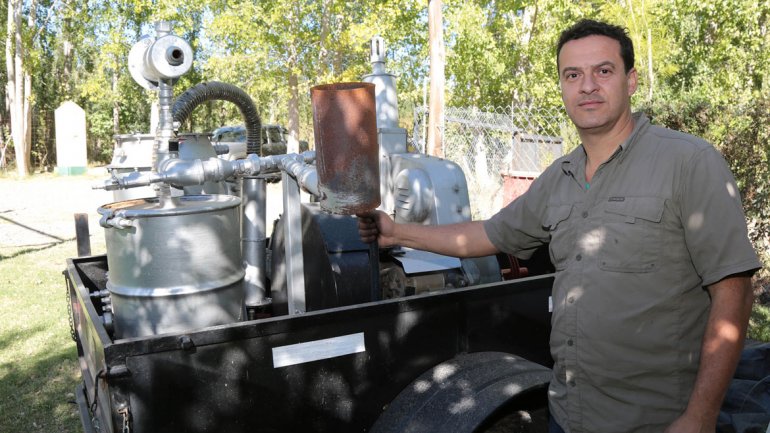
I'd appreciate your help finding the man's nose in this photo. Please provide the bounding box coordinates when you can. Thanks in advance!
[580,74,598,93]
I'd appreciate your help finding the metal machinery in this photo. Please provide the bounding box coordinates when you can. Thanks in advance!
[66,22,555,433]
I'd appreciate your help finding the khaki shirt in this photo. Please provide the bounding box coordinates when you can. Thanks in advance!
[484,113,761,433]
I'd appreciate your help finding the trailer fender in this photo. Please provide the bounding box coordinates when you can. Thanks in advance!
[370,351,551,433]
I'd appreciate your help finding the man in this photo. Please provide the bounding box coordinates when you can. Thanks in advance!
[357,19,760,433]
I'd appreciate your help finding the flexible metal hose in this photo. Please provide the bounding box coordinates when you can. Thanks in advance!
[172,81,262,155]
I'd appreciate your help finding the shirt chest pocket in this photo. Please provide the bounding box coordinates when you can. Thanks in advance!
[544,204,574,270]
[600,197,665,273]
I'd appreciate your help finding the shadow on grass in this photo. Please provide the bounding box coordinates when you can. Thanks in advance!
[0,239,76,261]
[0,323,47,353]
[0,331,81,433]
[0,214,67,242]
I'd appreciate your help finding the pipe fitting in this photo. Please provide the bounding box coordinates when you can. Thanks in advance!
[158,157,236,187]
[280,155,320,197]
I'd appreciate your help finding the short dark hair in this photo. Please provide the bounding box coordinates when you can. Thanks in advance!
[557,19,635,73]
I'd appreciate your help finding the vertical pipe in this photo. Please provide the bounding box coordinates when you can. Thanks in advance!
[369,241,380,301]
[283,171,306,314]
[153,20,175,173]
[154,79,174,202]
[242,177,269,317]
[152,22,177,202]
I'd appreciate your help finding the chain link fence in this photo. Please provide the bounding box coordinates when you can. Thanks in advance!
[412,105,577,219]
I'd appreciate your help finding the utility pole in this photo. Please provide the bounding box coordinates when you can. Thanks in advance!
[427,0,445,158]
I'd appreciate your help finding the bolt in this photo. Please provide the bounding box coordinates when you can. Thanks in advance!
[179,335,194,350]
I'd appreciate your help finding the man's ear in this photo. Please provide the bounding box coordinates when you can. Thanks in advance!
[627,67,638,96]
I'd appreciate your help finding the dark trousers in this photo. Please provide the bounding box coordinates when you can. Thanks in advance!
[549,417,566,433]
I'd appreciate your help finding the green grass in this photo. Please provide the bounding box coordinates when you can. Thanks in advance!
[0,238,104,433]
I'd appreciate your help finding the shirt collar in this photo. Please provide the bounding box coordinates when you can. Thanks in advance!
[561,112,650,177]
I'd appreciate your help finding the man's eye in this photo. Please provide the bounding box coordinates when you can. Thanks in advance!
[599,68,611,75]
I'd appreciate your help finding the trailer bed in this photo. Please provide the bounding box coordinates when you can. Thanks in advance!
[66,255,553,433]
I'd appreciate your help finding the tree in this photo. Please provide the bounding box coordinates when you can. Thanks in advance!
[0,0,7,168]
[5,0,31,176]
[441,0,594,109]
[204,0,425,148]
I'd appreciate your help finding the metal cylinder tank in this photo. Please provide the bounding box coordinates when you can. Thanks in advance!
[310,82,380,214]
[109,134,156,201]
[98,195,244,338]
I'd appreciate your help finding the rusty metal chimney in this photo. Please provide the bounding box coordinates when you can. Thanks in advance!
[310,82,381,215]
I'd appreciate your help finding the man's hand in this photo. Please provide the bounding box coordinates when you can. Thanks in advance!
[356,210,397,247]
[356,211,498,257]
[664,413,711,433]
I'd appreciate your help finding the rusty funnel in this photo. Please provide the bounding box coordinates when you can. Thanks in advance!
[311,82,381,214]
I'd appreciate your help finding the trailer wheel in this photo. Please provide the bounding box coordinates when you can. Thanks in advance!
[476,386,549,433]
[369,351,551,433]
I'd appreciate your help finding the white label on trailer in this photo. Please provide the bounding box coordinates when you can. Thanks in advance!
[272,332,366,368]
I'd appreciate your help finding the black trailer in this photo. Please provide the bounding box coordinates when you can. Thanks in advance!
[66,255,554,433]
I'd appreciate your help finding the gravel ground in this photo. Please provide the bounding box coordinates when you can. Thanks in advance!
[0,168,114,253]
[0,168,287,255]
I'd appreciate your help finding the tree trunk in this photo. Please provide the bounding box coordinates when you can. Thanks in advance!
[62,39,72,93]
[427,0,445,158]
[113,57,120,135]
[23,68,31,168]
[318,0,331,77]
[4,0,14,169]
[647,28,654,101]
[8,0,30,176]
[0,109,6,168]
[286,4,301,154]
[287,71,300,154]
[24,0,34,167]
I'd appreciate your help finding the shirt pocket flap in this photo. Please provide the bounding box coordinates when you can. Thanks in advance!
[543,204,573,230]
[605,197,665,223]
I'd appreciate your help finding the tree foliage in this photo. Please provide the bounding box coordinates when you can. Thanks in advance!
[0,1,768,259]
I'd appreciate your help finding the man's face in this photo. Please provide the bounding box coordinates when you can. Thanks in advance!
[558,35,637,134]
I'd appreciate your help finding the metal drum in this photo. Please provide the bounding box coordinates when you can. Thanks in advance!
[98,195,243,339]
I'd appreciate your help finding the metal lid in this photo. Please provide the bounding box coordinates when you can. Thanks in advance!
[98,194,241,220]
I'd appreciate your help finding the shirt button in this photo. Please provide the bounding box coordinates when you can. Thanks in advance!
[567,339,574,346]
[581,211,588,218]
[575,254,582,261]
[568,296,575,304]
